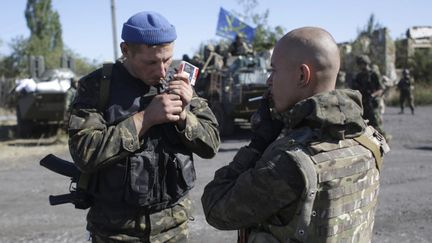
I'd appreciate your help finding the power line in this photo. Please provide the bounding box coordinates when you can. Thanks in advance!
[110,0,119,60]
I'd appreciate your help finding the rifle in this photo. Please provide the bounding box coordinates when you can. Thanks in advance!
[39,154,92,209]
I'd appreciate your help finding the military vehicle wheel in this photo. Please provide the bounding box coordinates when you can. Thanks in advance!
[211,102,235,137]
[16,105,34,138]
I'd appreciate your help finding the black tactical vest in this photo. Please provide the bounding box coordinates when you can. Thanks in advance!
[87,64,196,211]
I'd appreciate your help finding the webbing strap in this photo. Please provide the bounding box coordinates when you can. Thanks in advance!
[79,63,113,191]
[99,63,113,111]
[354,134,383,171]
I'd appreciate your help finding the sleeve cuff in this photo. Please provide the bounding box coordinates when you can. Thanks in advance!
[229,146,262,173]
[175,111,198,140]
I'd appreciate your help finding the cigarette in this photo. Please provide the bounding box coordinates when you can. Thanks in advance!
[248,96,264,102]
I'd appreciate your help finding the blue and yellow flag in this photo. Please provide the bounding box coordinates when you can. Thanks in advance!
[216,7,255,43]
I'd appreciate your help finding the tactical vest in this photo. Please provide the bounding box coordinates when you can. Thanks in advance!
[85,63,196,211]
[259,126,388,243]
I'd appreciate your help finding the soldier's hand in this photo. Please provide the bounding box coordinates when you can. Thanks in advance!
[168,72,193,121]
[168,72,193,103]
[144,93,184,125]
[248,97,284,153]
[132,93,183,137]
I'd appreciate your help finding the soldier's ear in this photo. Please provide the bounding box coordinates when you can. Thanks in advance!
[120,42,129,56]
[299,64,311,87]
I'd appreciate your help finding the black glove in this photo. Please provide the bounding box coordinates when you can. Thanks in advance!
[248,98,284,153]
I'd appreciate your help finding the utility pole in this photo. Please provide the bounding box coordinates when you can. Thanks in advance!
[110,0,119,60]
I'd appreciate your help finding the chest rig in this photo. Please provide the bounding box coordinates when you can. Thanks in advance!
[87,63,196,211]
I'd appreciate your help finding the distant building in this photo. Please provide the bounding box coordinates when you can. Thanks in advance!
[338,28,397,87]
[407,26,432,49]
[397,26,432,67]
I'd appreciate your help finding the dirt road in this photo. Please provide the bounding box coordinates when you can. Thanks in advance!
[0,106,431,243]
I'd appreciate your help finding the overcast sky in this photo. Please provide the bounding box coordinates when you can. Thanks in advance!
[1,0,431,63]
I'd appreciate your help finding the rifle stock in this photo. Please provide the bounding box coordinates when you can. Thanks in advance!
[40,154,92,209]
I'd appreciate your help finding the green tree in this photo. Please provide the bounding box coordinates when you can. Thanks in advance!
[358,13,383,38]
[63,48,98,77]
[0,0,97,79]
[234,0,285,52]
[25,0,63,69]
[394,37,410,69]
[0,36,29,78]
[409,48,432,84]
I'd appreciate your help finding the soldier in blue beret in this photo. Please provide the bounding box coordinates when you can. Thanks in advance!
[68,11,220,242]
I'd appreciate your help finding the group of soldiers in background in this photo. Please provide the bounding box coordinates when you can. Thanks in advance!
[182,33,253,73]
[181,33,255,97]
[183,34,416,142]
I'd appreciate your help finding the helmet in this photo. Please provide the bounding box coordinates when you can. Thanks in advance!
[205,44,215,52]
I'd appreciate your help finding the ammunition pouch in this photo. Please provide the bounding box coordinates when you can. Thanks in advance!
[87,124,196,212]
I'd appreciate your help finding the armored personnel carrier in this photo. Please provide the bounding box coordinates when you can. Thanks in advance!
[14,68,76,137]
[195,52,271,136]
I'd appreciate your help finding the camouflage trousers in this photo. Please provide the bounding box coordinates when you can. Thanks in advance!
[88,198,192,243]
[399,90,415,113]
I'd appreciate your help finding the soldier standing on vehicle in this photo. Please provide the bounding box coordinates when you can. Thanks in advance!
[190,54,204,70]
[202,27,389,242]
[397,68,415,115]
[350,54,389,139]
[68,11,220,242]
[228,33,253,56]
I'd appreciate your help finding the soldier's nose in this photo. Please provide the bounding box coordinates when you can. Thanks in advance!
[158,69,167,80]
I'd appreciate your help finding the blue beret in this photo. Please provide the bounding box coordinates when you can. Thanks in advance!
[121,11,177,45]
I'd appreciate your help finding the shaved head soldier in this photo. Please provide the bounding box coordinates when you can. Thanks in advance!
[202,27,389,243]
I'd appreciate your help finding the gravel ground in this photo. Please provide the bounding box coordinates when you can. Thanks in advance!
[0,106,431,243]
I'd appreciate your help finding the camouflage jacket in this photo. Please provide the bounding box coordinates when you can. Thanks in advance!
[202,89,389,242]
[69,63,220,172]
[68,62,220,241]
[397,77,414,92]
[351,69,384,106]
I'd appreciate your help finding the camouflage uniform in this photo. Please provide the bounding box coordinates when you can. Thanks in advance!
[397,70,415,114]
[68,62,220,242]
[350,65,386,136]
[202,89,389,242]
